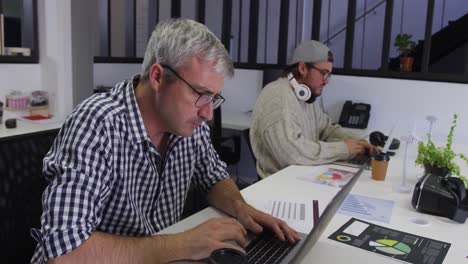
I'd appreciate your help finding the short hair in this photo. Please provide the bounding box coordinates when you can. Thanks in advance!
[141,18,234,80]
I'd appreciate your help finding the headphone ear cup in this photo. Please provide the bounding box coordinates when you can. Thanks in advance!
[369,131,385,147]
[295,84,312,101]
[288,73,312,102]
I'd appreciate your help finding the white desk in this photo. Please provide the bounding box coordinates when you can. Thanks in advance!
[221,111,252,131]
[159,143,467,263]
[0,119,63,140]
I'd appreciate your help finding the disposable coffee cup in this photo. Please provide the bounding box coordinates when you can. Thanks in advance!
[371,152,390,181]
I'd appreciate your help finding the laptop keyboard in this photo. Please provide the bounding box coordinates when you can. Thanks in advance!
[347,153,371,167]
[245,232,298,264]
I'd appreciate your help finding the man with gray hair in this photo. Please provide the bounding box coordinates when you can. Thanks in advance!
[250,40,377,178]
[31,18,298,264]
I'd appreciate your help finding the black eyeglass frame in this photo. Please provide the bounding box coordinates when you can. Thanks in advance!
[161,64,226,109]
[306,63,332,81]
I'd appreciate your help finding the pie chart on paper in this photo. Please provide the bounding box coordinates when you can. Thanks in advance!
[369,239,411,255]
[318,172,343,180]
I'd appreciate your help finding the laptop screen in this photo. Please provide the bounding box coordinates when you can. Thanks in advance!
[289,165,365,263]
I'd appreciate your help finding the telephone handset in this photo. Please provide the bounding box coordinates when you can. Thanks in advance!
[339,100,371,129]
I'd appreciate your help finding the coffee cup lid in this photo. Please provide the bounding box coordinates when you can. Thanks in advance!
[373,152,390,161]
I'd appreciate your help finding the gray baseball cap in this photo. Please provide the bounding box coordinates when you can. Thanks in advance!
[290,40,334,65]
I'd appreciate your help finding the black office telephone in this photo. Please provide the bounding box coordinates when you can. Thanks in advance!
[338,100,371,129]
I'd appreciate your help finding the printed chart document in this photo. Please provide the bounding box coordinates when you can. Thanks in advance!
[338,193,395,223]
[296,166,357,188]
[329,218,450,264]
[250,198,313,234]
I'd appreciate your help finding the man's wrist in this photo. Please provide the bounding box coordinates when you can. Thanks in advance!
[233,199,247,218]
[153,232,192,262]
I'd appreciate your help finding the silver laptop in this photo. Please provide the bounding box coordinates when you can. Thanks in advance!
[244,165,365,264]
[334,124,398,170]
[333,153,372,170]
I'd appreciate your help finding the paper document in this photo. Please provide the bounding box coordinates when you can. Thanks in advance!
[338,194,395,223]
[253,198,313,233]
[329,218,450,264]
[297,166,357,188]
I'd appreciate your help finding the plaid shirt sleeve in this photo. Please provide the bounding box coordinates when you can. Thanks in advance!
[36,109,113,262]
[191,123,229,193]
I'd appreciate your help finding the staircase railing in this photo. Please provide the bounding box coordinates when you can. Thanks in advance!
[324,0,386,45]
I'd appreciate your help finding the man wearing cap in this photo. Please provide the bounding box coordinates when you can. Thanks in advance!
[250,40,377,178]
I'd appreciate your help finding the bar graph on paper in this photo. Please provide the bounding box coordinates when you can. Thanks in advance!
[338,194,394,223]
[258,199,313,233]
[267,200,306,221]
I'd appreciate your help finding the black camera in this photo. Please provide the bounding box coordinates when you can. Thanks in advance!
[412,173,468,223]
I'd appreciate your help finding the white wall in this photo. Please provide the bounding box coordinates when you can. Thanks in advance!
[0,0,74,119]
[93,64,468,146]
[221,69,263,114]
[0,0,95,120]
[93,63,142,88]
[71,0,95,108]
[322,75,468,144]
[0,64,41,101]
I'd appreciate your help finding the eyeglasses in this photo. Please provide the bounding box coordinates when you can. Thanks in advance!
[307,63,332,80]
[161,64,226,109]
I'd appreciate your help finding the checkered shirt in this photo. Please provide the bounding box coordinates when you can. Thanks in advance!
[30,76,228,263]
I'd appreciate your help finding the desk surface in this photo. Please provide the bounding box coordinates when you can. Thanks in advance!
[159,143,467,263]
[221,110,252,131]
[0,119,62,140]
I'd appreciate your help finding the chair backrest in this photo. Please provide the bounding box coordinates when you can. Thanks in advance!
[0,128,59,263]
[262,68,284,87]
[242,128,256,164]
[242,128,261,182]
[209,108,223,150]
[209,107,241,166]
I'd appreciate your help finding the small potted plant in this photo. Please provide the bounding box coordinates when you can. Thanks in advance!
[394,33,416,72]
[415,114,468,189]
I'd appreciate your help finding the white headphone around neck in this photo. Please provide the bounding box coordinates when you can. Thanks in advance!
[287,72,311,102]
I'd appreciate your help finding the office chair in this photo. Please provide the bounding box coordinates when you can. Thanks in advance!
[242,128,261,182]
[210,108,241,166]
[0,129,59,263]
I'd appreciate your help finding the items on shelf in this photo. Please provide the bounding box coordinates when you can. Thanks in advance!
[4,90,50,117]
[5,91,29,111]
[30,90,49,116]
[5,118,16,128]
[3,47,31,56]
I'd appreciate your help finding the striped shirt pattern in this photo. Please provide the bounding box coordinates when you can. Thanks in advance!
[30,76,228,263]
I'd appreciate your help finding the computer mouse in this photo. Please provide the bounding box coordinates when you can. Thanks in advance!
[208,248,248,264]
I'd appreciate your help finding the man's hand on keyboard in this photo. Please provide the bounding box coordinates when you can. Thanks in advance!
[344,139,366,155]
[183,217,247,260]
[345,139,379,155]
[358,139,379,155]
[234,202,300,244]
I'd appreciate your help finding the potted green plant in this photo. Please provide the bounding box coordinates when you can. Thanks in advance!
[394,33,416,72]
[415,114,468,189]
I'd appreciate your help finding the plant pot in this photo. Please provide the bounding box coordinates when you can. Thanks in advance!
[424,164,451,177]
[399,57,414,72]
